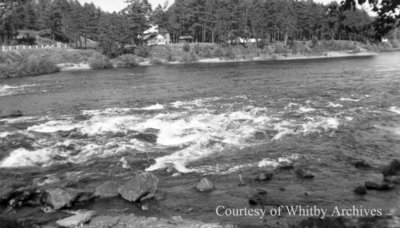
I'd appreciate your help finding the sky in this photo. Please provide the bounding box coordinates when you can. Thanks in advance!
[78,0,342,12]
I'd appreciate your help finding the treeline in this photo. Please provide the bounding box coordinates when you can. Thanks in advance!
[0,0,397,56]
[156,0,374,45]
[0,0,152,56]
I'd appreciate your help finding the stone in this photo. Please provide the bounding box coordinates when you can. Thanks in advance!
[365,181,394,190]
[94,181,119,198]
[255,171,273,181]
[354,160,372,169]
[43,188,78,210]
[195,178,214,192]
[56,210,95,228]
[382,159,400,176]
[119,172,159,202]
[33,175,61,187]
[384,175,400,184]
[1,110,23,118]
[354,186,367,195]
[296,168,315,179]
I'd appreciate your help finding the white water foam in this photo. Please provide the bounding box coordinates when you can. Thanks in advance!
[340,97,361,102]
[389,107,400,115]
[0,97,348,171]
[141,103,164,110]
[327,102,343,108]
[0,84,36,96]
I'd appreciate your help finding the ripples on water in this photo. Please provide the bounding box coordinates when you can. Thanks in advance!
[1,53,400,223]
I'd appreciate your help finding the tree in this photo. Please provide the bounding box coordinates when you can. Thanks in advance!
[342,0,400,39]
[123,0,152,45]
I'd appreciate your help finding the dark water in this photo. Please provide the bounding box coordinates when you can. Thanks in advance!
[0,53,400,226]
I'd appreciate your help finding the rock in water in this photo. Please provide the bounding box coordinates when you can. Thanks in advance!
[255,171,274,181]
[195,178,214,192]
[365,181,394,190]
[119,172,159,202]
[2,110,23,118]
[353,186,367,195]
[382,159,400,176]
[94,181,119,198]
[56,210,95,228]
[43,188,78,210]
[384,176,400,184]
[296,168,315,179]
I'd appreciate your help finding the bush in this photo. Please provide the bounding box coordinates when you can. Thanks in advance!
[150,58,163,65]
[180,51,198,63]
[20,55,59,76]
[135,46,150,57]
[199,46,212,58]
[225,47,236,60]
[194,43,201,54]
[88,53,113,69]
[115,54,138,68]
[0,51,59,78]
[213,47,224,58]
[183,43,190,52]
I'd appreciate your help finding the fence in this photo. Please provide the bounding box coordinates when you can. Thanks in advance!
[1,43,69,52]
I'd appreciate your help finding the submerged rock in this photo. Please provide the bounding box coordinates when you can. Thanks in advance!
[384,176,400,184]
[43,188,78,210]
[365,181,394,190]
[1,110,23,118]
[119,172,159,202]
[296,168,315,179]
[354,160,372,169]
[94,181,119,198]
[354,186,367,195]
[195,178,214,192]
[382,159,400,176]
[56,210,95,228]
[33,175,61,187]
[254,171,274,181]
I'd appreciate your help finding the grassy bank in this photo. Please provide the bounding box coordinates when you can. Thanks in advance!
[1,39,398,78]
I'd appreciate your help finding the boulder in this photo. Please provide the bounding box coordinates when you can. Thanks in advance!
[94,181,119,198]
[254,171,273,181]
[353,186,367,195]
[56,210,95,228]
[384,176,400,184]
[296,168,315,179]
[354,160,372,169]
[33,175,61,187]
[1,110,23,118]
[43,188,78,210]
[195,178,214,192]
[365,181,394,190]
[382,159,400,176]
[119,172,159,202]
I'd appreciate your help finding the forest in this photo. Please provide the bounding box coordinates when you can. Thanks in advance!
[1,0,398,48]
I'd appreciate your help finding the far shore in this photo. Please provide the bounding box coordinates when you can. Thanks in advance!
[58,50,378,71]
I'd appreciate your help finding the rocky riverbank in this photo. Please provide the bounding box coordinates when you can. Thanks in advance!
[0,141,399,228]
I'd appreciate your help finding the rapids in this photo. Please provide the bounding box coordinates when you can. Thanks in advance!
[1,52,400,226]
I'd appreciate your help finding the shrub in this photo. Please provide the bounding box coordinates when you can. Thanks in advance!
[213,47,224,58]
[225,47,236,60]
[194,43,201,54]
[150,58,163,65]
[115,54,138,68]
[88,53,113,69]
[20,55,59,76]
[135,46,150,57]
[180,51,198,63]
[183,43,190,52]
[0,51,59,78]
[199,46,212,58]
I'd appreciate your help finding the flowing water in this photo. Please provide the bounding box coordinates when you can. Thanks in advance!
[1,53,400,226]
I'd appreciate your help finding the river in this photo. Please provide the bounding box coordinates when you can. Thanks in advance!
[0,53,400,226]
